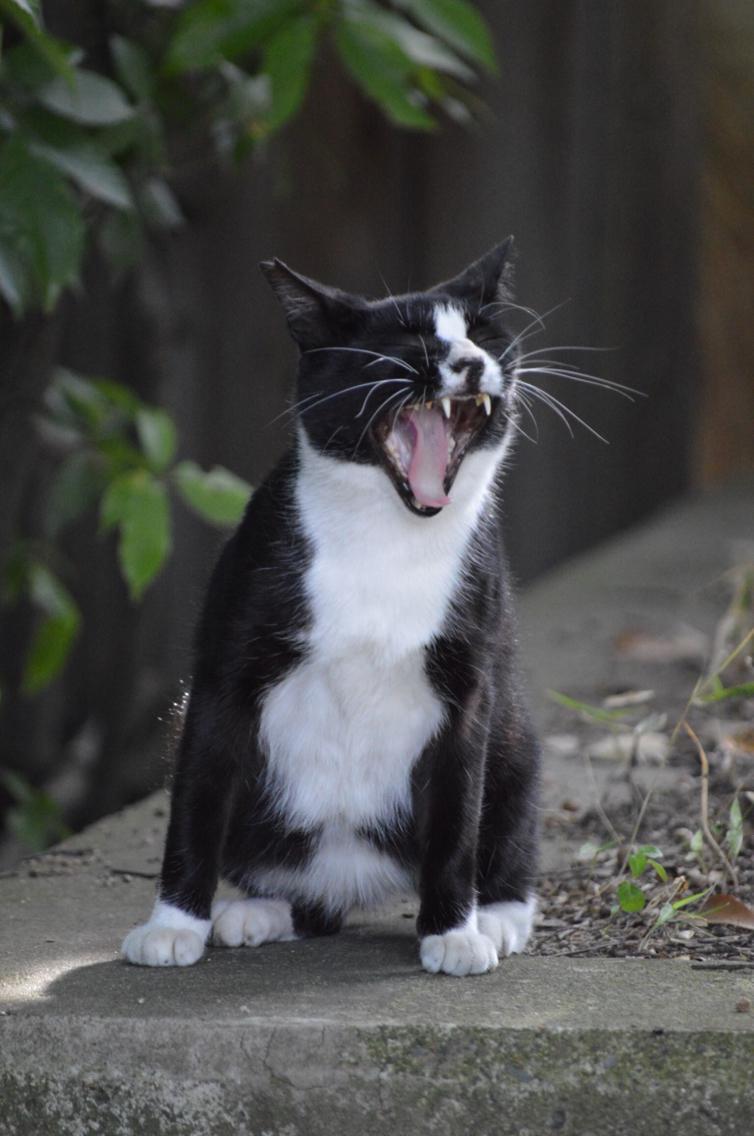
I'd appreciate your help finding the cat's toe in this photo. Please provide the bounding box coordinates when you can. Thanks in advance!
[477,897,536,956]
[420,929,498,976]
[122,925,205,967]
[212,898,295,947]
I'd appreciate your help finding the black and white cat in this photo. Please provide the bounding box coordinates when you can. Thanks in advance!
[122,239,540,977]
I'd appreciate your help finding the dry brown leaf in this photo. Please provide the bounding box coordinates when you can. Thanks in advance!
[699,893,754,929]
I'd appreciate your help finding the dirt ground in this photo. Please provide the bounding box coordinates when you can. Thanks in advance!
[535,591,754,963]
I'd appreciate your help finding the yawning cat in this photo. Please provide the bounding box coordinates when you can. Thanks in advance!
[122,239,540,977]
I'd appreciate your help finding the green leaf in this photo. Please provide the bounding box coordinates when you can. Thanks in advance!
[0,0,41,35]
[136,407,177,472]
[100,471,171,600]
[689,829,704,855]
[727,797,744,860]
[137,177,184,229]
[262,13,318,132]
[393,0,497,71]
[110,35,155,102]
[616,880,646,913]
[647,859,668,883]
[37,69,135,126]
[0,14,76,82]
[45,450,104,537]
[628,851,647,878]
[0,237,31,315]
[22,562,81,694]
[547,689,630,723]
[353,2,474,80]
[46,368,137,435]
[695,681,754,704]
[671,889,711,912]
[165,0,304,74]
[0,770,70,852]
[173,460,251,527]
[0,137,85,312]
[655,902,675,928]
[335,17,436,130]
[29,140,134,210]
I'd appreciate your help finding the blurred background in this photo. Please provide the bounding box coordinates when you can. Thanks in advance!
[0,0,752,861]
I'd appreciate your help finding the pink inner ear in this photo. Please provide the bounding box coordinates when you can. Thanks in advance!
[402,406,451,507]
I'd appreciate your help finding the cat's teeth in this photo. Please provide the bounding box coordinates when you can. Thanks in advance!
[482,393,492,416]
[425,400,433,411]
[441,397,452,419]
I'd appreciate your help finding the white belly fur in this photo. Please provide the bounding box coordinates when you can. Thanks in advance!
[254,434,501,911]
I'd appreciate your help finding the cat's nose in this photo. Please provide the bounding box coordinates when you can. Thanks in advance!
[449,355,485,392]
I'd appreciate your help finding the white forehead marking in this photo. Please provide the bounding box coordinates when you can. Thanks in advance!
[433,303,467,343]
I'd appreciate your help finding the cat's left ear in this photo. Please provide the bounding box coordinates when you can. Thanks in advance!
[431,237,516,309]
[260,258,363,349]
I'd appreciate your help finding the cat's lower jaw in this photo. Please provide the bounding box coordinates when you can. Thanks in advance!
[121,900,211,967]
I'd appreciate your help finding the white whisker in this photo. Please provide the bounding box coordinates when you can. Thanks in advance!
[515,380,609,444]
[355,378,413,418]
[354,388,409,454]
[304,346,418,375]
[271,379,410,424]
[498,300,571,363]
[516,367,638,401]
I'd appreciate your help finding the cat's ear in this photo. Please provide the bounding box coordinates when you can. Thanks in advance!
[260,258,363,349]
[431,237,516,309]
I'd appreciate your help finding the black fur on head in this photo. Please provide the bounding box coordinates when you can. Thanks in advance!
[261,240,520,516]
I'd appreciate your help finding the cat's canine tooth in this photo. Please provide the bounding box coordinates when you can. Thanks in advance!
[482,393,492,416]
[441,397,452,419]
[425,400,433,411]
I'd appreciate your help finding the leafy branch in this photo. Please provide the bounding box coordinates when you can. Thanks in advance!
[4,368,252,693]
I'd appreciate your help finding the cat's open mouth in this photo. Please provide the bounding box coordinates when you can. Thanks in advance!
[372,394,494,516]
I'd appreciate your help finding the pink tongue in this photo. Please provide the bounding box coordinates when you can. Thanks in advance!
[405,406,451,508]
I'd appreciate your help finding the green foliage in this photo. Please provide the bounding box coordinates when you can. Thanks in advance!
[627,844,668,884]
[173,461,252,527]
[0,1,496,318]
[726,797,744,862]
[42,368,251,604]
[3,549,82,693]
[0,369,253,689]
[653,888,712,932]
[0,768,70,851]
[616,879,645,914]
[101,471,172,601]
[547,689,631,724]
[0,0,495,715]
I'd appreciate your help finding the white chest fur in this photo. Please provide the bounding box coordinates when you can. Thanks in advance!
[255,435,502,905]
[254,436,506,913]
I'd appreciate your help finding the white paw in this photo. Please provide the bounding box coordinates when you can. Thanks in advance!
[211,897,295,948]
[420,929,498,976]
[477,896,536,956]
[121,900,211,967]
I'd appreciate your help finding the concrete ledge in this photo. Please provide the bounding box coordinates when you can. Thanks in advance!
[2,481,753,1136]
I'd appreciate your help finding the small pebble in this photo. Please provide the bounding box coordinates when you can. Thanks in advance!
[735,998,751,1014]
[136,997,145,1005]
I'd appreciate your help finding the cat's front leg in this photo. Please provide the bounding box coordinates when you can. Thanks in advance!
[122,683,236,967]
[415,725,496,977]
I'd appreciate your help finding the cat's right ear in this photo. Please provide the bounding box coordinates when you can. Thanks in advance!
[260,259,362,350]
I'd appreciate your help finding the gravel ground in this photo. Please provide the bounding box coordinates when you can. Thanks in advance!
[537,712,754,961]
